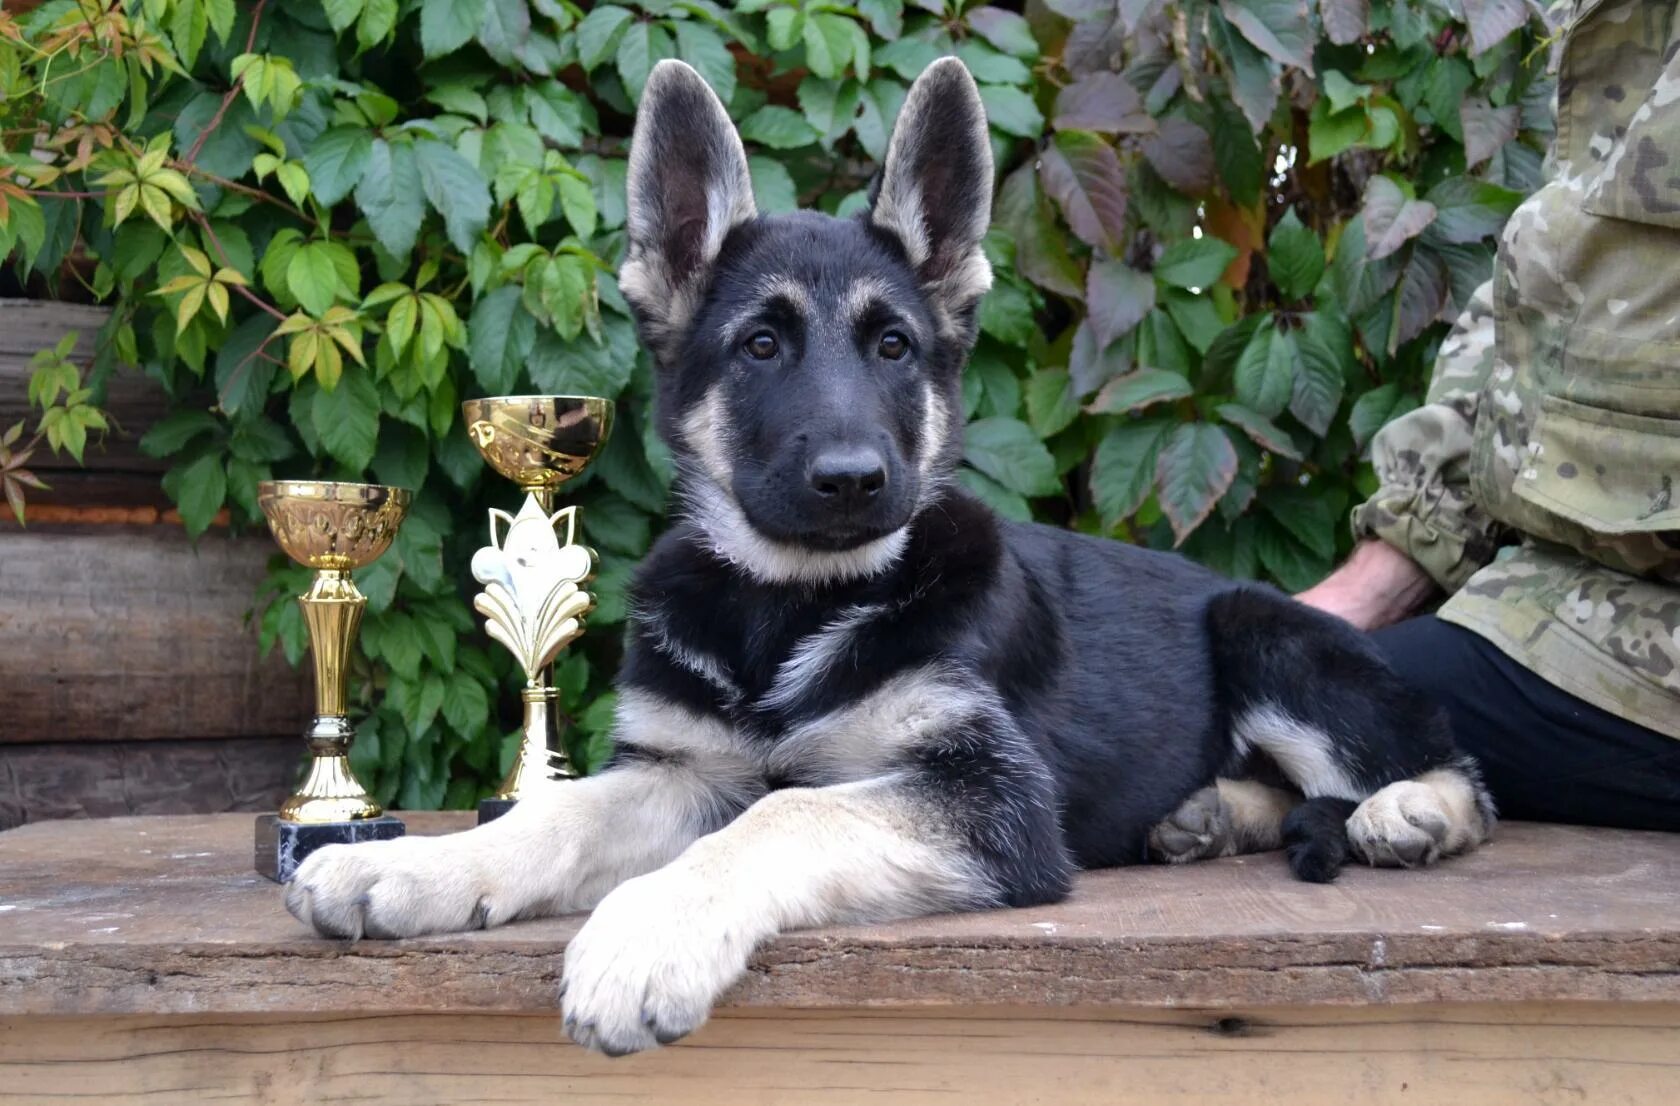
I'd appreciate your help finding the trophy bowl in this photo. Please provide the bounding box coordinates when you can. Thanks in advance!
[462,396,614,494]
[257,480,412,570]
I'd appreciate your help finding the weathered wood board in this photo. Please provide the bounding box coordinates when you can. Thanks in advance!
[3,815,1677,1016]
[0,736,297,829]
[0,526,311,747]
[1,815,1677,1105]
[1,301,310,823]
[3,1003,1676,1106]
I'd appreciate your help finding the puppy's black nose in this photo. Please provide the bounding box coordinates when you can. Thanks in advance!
[809,447,886,507]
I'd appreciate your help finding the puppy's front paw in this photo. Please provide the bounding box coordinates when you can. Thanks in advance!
[1148,786,1234,864]
[561,870,752,1056]
[286,836,502,939]
[1347,782,1451,868]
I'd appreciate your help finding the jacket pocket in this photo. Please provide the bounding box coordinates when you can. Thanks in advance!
[1514,394,1680,535]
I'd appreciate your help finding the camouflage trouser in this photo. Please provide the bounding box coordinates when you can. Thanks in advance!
[1372,616,1680,830]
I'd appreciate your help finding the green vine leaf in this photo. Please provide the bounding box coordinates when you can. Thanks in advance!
[420,0,487,57]
[963,417,1062,498]
[356,139,425,258]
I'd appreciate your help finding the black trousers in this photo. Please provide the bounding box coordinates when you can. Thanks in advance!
[1370,616,1680,831]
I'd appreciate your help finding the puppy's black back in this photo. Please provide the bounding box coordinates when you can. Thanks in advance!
[994,520,1233,867]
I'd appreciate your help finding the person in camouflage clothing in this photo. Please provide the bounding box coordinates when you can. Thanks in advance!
[1300,0,1680,831]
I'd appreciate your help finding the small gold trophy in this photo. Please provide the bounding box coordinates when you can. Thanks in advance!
[254,480,411,881]
[463,396,613,823]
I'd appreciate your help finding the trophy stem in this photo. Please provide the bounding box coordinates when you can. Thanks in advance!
[496,682,579,798]
[282,567,383,824]
[523,481,568,785]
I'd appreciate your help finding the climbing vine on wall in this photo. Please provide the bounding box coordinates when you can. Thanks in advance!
[0,0,1550,806]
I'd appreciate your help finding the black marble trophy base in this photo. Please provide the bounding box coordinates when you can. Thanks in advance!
[477,797,516,825]
[254,814,406,883]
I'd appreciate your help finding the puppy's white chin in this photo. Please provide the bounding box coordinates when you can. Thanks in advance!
[681,479,908,586]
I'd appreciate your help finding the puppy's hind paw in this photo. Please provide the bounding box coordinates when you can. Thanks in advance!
[1348,781,1454,868]
[1147,786,1235,864]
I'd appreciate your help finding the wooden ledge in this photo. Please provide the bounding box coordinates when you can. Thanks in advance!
[2,814,1678,1018]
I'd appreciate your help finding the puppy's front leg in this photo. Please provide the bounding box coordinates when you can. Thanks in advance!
[561,767,1067,1055]
[287,695,760,939]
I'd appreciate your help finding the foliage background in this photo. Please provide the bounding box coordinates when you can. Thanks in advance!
[0,0,1552,809]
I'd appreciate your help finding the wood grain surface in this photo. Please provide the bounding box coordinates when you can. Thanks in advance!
[0,736,297,829]
[2,814,1677,1017]
[0,526,311,746]
[1,1004,1675,1105]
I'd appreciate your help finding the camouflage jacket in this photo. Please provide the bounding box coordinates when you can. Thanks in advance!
[1351,0,1680,738]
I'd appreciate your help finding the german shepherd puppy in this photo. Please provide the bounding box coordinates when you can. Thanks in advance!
[286,59,1495,1055]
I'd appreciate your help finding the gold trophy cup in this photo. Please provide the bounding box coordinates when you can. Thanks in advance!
[254,480,411,881]
[463,396,613,823]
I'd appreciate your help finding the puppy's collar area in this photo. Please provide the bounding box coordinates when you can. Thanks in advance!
[678,478,910,587]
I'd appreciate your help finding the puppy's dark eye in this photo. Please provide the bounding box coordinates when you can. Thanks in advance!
[878,331,909,361]
[744,331,779,360]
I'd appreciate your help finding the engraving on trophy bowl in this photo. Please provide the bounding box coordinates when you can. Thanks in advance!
[462,395,614,492]
[257,480,412,570]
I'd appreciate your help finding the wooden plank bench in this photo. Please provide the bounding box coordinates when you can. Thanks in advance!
[1,813,1676,1104]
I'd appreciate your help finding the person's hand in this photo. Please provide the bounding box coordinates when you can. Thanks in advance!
[1295,540,1436,631]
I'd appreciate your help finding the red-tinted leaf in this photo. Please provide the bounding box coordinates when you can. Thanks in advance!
[1320,0,1369,46]
[1216,402,1303,459]
[1118,0,1165,31]
[9,464,46,489]
[966,6,1038,58]
[1040,131,1128,254]
[1064,9,1126,76]
[1362,177,1437,260]
[1088,367,1193,414]
[1142,117,1214,195]
[4,474,25,525]
[1052,72,1149,133]
[1219,0,1314,75]
[996,164,1085,300]
[1462,0,1532,56]
[1069,318,1133,397]
[1460,97,1519,168]
[1393,247,1450,348]
[1156,422,1239,544]
[1086,259,1156,346]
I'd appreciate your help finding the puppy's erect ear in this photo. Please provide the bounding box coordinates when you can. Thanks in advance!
[621,60,757,359]
[868,58,994,339]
